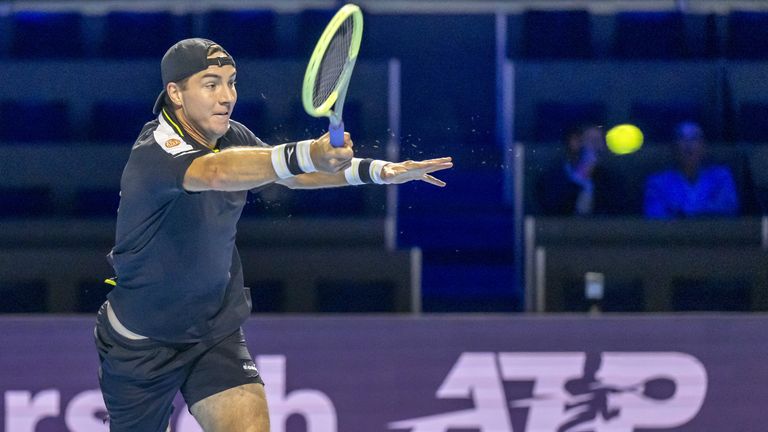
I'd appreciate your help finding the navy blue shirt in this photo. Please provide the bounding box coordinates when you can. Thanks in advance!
[108,109,268,343]
[644,164,739,219]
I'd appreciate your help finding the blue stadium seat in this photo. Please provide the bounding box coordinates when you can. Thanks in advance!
[613,11,686,59]
[703,13,720,58]
[398,169,505,213]
[534,101,607,142]
[397,212,513,251]
[90,101,152,143]
[421,264,519,312]
[726,11,768,59]
[296,9,337,57]
[365,13,495,166]
[629,102,703,143]
[366,13,494,62]
[202,10,277,58]
[522,10,592,59]
[73,187,121,217]
[736,103,768,142]
[0,100,71,142]
[10,11,84,58]
[0,186,53,217]
[0,15,10,59]
[100,12,191,59]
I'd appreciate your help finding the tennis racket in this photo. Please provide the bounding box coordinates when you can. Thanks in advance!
[301,3,363,147]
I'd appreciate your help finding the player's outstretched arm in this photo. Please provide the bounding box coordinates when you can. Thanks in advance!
[183,133,353,192]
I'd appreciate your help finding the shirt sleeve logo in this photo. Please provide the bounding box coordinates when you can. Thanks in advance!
[165,138,181,148]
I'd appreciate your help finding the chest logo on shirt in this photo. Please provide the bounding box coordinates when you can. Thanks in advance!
[165,138,181,148]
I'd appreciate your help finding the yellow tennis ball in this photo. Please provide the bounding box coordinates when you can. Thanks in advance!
[606,124,644,155]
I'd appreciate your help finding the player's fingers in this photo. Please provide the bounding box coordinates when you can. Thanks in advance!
[422,174,446,187]
[410,158,453,170]
[407,163,451,178]
[415,157,452,165]
[423,162,453,173]
[428,157,453,163]
[343,132,354,148]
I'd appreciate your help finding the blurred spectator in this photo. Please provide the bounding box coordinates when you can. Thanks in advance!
[536,123,628,216]
[644,121,739,219]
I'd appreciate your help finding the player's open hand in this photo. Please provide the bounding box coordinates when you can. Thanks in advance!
[311,132,354,173]
[380,157,453,187]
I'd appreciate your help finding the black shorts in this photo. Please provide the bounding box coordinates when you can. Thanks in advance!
[94,301,263,432]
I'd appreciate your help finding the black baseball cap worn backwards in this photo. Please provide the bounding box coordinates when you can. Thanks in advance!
[152,38,236,115]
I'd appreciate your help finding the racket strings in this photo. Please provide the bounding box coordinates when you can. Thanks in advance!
[313,16,354,109]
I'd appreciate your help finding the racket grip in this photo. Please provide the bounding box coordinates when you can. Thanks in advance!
[329,121,345,148]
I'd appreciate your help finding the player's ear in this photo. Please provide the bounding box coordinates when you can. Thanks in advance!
[167,82,184,107]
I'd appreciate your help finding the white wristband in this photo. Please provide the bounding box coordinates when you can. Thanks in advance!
[270,144,294,179]
[370,159,388,185]
[344,158,389,185]
[296,140,316,174]
[271,141,316,179]
[344,158,365,185]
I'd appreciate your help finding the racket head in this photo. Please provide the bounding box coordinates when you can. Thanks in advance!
[301,4,363,121]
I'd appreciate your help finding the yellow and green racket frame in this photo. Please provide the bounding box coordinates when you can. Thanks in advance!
[302,3,364,147]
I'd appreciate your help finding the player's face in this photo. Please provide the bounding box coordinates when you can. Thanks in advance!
[179,55,237,142]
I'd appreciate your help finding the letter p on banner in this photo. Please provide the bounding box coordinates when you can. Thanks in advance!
[594,352,708,431]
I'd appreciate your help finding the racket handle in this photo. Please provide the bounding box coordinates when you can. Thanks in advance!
[329,121,345,147]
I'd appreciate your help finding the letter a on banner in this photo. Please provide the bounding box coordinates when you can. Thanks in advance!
[389,352,513,431]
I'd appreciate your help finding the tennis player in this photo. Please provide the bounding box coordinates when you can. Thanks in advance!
[93,38,451,432]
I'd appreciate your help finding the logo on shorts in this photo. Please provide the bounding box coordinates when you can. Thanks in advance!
[242,361,260,378]
[165,138,181,148]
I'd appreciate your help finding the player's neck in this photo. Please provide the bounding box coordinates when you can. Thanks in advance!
[174,108,216,149]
